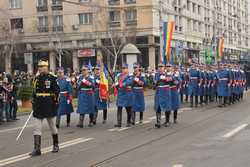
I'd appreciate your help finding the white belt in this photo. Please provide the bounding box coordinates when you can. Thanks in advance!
[133,87,143,89]
[80,88,92,91]
[219,78,228,81]
[158,85,170,88]
[60,91,68,94]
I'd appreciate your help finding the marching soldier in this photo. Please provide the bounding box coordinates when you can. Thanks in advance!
[114,64,133,128]
[171,66,181,124]
[93,65,108,124]
[76,65,95,128]
[131,64,146,125]
[216,63,232,107]
[56,67,74,128]
[30,60,60,156]
[154,64,172,128]
[188,64,200,107]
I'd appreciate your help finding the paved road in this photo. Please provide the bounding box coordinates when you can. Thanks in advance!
[0,91,250,167]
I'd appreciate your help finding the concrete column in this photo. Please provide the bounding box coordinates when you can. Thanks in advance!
[5,52,11,74]
[148,35,156,70]
[49,51,56,73]
[72,50,79,72]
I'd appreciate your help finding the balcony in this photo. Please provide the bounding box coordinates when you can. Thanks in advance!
[124,0,136,4]
[125,20,137,26]
[38,26,49,32]
[108,0,120,5]
[37,5,48,12]
[109,21,120,27]
[53,26,63,32]
[51,3,63,10]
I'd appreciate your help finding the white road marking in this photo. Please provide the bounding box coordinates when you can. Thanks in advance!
[0,137,93,167]
[0,125,33,134]
[223,124,248,138]
[172,164,183,167]
[117,127,131,131]
[108,128,120,132]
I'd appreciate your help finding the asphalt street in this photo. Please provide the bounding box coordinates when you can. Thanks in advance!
[0,91,250,167]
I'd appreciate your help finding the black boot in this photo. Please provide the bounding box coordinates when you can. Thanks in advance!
[163,112,170,127]
[174,110,178,124]
[103,109,107,124]
[88,114,94,127]
[30,135,41,156]
[66,114,70,127]
[114,107,122,128]
[52,134,59,153]
[131,111,136,125]
[195,96,199,107]
[126,107,132,127]
[77,114,84,128]
[139,112,143,124]
[56,116,60,129]
[190,95,194,108]
[155,111,161,128]
[218,97,223,107]
[93,110,98,125]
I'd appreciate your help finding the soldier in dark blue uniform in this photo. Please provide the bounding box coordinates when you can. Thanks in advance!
[154,64,172,128]
[56,67,74,128]
[93,65,108,124]
[114,64,133,127]
[76,65,95,128]
[30,60,60,156]
[171,66,181,123]
[188,64,200,107]
[131,64,146,125]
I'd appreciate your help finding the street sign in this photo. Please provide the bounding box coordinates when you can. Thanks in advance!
[78,49,95,57]
[24,53,33,64]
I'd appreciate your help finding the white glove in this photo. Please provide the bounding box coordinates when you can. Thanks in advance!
[160,75,166,80]
[115,82,119,86]
[134,77,139,82]
[96,79,100,84]
[82,79,87,83]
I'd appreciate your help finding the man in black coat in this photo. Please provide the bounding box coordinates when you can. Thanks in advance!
[30,60,60,156]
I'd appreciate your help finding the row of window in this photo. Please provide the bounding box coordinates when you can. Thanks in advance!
[10,10,137,33]
[9,0,136,9]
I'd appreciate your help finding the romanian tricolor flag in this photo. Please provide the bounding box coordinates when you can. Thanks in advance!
[218,38,225,63]
[99,67,109,100]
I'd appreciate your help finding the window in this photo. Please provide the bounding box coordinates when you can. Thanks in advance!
[198,5,201,14]
[37,16,48,32]
[79,13,93,25]
[37,0,48,11]
[37,0,47,6]
[53,15,63,31]
[9,0,22,9]
[52,0,62,10]
[192,3,196,13]
[125,10,137,21]
[79,0,90,2]
[10,18,23,30]
[108,0,120,5]
[124,0,136,4]
[187,0,190,11]
[109,11,120,22]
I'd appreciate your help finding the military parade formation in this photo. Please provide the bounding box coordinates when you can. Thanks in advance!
[0,59,248,157]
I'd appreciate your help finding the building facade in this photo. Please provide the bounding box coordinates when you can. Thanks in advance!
[0,0,249,73]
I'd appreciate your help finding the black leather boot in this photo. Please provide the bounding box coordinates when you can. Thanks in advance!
[114,108,122,128]
[52,134,59,153]
[174,110,178,124]
[77,114,84,128]
[30,135,41,156]
[155,111,161,128]
[66,114,70,127]
[163,112,170,127]
[56,116,60,129]
[131,111,136,125]
[139,112,143,124]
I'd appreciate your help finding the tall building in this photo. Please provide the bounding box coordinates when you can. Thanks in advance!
[0,0,249,73]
